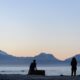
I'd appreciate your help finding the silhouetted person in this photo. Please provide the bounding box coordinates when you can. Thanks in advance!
[71,57,77,76]
[28,60,37,74]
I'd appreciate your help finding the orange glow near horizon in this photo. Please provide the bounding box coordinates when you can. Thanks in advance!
[2,48,80,60]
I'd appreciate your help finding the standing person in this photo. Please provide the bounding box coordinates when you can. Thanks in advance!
[71,57,77,76]
[28,60,37,75]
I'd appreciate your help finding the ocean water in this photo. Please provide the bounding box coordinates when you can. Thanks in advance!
[0,66,80,76]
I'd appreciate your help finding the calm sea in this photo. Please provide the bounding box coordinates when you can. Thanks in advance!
[0,66,80,76]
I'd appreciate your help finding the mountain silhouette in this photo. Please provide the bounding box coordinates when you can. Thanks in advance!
[0,50,80,66]
[34,52,62,65]
[0,50,8,55]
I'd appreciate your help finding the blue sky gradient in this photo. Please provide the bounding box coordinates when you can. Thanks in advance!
[0,0,80,60]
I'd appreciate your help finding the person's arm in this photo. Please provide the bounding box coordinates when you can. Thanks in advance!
[71,61,72,66]
[76,61,77,66]
[35,63,37,70]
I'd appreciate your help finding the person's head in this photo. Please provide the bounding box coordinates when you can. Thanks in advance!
[33,59,36,63]
[72,57,76,61]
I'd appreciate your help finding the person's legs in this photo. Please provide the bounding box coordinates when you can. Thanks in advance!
[74,70,76,76]
[71,68,73,76]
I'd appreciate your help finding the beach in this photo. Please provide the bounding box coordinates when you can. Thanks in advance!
[0,74,80,80]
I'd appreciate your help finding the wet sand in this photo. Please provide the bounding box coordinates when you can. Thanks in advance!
[0,74,80,80]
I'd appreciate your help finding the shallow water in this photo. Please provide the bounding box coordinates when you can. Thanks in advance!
[0,66,80,76]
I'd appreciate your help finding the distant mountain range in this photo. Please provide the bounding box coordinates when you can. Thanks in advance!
[0,50,80,66]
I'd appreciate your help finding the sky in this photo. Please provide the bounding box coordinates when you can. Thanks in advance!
[0,0,80,60]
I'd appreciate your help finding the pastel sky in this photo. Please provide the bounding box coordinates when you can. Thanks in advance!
[0,0,80,60]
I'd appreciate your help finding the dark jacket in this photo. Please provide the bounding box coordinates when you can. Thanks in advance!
[71,57,77,70]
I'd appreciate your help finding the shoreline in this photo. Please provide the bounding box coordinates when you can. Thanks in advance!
[0,74,80,80]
